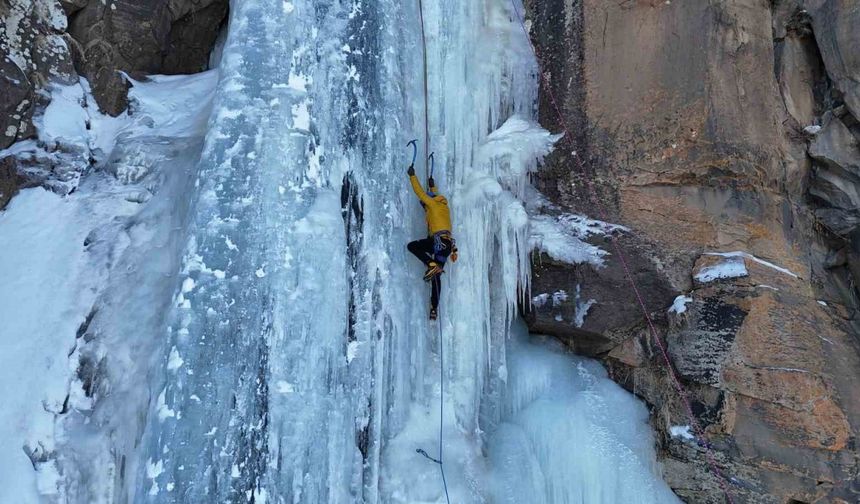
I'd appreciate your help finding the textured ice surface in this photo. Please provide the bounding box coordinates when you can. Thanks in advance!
[1,0,681,502]
[488,323,682,504]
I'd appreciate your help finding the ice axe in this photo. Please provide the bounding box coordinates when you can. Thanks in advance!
[407,139,418,167]
[428,151,435,182]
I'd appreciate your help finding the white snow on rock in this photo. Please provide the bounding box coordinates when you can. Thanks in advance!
[668,295,693,314]
[531,293,549,307]
[34,70,218,164]
[694,255,749,283]
[527,187,626,268]
[669,425,695,441]
[529,214,620,266]
[803,125,821,135]
[705,251,799,279]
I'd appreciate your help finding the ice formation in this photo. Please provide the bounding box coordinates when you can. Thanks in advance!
[0,0,681,502]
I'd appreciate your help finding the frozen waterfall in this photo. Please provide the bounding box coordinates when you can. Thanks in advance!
[0,0,681,503]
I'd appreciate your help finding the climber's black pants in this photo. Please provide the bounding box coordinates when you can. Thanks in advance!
[407,236,452,310]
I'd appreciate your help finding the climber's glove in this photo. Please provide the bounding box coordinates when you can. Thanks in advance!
[407,165,415,176]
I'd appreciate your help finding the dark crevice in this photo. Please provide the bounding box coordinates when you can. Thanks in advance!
[356,399,370,461]
[76,353,105,400]
[341,173,364,343]
[75,307,97,338]
[164,1,230,74]
[772,6,835,123]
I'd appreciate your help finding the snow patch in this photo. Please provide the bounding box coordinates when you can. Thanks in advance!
[528,214,611,266]
[668,295,693,314]
[694,255,748,283]
[526,187,625,268]
[531,293,549,307]
[669,425,695,441]
[705,251,799,279]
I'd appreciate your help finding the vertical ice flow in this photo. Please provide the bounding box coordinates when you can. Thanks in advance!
[138,0,680,503]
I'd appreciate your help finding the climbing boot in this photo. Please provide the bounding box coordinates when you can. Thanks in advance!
[429,306,438,321]
[423,262,443,282]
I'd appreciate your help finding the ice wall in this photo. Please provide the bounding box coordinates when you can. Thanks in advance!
[488,323,681,504]
[127,0,681,503]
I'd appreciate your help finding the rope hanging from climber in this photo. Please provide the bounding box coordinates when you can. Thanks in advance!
[408,2,453,503]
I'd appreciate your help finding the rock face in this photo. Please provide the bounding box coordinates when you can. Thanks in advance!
[524,0,860,502]
[0,0,228,209]
[0,0,77,150]
[0,156,18,209]
[67,0,229,115]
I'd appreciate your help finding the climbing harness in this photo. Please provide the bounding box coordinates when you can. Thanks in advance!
[432,231,454,264]
[416,320,452,504]
[508,1,736,502]
[407,138,419,166]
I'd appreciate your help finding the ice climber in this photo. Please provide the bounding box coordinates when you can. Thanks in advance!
[406,162,458,321]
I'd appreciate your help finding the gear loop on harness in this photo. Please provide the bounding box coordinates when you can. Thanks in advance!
[432,231,454,264]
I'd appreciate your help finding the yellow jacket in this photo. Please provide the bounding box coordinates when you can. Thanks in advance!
[409,174,451,234]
